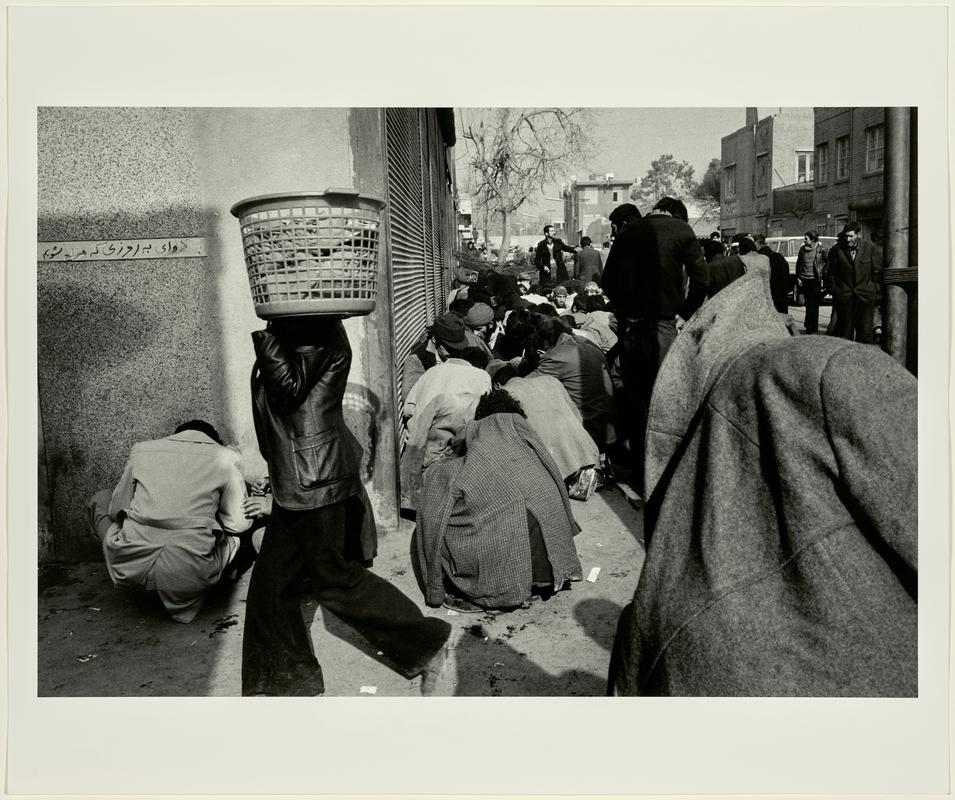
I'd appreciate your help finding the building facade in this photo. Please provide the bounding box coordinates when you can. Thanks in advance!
[563,173,634,244]
[812,107,886,239]
[37,107,456,562]
[720,107,815,238]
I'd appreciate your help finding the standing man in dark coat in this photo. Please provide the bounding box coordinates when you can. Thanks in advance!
[574,236,603,284]
[754,233,794,314]
[828,221,882,343]
[702,231,725,262]
[534,224,577,290]
[601,198,708,493]
[241,316,451,696]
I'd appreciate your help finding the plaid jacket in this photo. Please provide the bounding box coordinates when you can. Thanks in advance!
[416,413,583,608]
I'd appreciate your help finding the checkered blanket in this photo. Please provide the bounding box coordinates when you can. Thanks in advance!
[416,413,583,608]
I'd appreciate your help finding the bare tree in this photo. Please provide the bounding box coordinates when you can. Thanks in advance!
[460,108,593,257]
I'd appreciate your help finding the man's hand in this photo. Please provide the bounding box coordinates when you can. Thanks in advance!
[243,495,272,519]
[250,477,271,496]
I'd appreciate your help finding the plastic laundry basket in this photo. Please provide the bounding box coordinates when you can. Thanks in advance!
[231,189,385,318]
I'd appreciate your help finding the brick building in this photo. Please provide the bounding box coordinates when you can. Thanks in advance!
[563,173,634,244]
[812,107,886,239]
[720,107,815,238]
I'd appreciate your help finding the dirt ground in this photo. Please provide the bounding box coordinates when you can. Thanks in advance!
[36,306,831,698]
[38,483,645,697]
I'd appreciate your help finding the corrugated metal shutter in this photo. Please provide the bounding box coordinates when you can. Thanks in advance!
[385,108,455,452]
[385,108,427,443]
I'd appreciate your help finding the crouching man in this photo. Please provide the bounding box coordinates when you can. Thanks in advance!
[86,420,255,624]
[415,389,583,613]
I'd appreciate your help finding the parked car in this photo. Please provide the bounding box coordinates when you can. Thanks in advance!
[764,235,838,305]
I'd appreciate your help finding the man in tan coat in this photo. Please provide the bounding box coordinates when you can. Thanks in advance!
[87,420,253,623]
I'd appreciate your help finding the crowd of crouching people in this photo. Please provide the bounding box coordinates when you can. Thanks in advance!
[398,265,636,614]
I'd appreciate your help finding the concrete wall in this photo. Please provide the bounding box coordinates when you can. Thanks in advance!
[38,107,398,561]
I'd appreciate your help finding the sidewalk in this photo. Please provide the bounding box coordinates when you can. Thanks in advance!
[38,483,645,697]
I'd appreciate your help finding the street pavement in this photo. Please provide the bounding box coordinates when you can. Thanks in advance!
[38,482,645,697]
[36,300,836,698]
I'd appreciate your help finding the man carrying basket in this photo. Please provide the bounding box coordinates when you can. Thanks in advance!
[241,315,452,696]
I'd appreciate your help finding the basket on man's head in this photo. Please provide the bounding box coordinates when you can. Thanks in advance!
[231,189,385,319]
[428,313,470,353]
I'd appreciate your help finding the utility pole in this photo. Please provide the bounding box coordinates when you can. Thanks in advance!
[881,107,917,373]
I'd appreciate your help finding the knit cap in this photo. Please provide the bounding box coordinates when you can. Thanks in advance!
[464,302,495,328]
[428,313,469,350]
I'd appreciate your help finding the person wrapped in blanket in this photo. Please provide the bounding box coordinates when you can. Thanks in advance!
[414,389,583,614]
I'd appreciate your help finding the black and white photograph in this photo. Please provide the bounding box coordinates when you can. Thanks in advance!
[7,4,951,797]
[34,104,918,699]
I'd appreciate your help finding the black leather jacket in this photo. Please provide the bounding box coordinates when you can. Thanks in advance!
[251,321,361,510]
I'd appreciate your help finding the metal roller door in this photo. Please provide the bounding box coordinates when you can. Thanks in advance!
[385,108,454,448]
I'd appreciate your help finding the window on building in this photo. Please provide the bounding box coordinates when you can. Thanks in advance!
[815,143,829,184]
[582,187,598,204]
[797,151,814,183]
[612,190,620,202]
[724,165,736,197]
[836,136,850,179]
[866,125,885,173]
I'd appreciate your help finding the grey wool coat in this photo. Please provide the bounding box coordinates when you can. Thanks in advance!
[610,270,917,696]
[415,413,583,609]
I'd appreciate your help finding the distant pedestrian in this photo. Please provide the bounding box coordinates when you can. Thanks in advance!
[242,316,451,696]
[574,236,603,284]
[794,230,829,333]
[754,233,794,314]
[601,198,708,492]
[599,240,612,268]
[707,234,770,298]
[703,230,724,262]
[534,224,577,289]
[828,222,881,343]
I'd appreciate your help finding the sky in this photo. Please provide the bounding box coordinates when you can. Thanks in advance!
[457,107,755,221]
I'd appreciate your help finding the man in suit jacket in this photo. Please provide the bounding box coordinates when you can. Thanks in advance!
[534,224,577,289]
[574,236,603,284]
[827,221,882,343]
[242,316,451,696]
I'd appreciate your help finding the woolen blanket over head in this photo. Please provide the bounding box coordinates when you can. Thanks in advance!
[612,269,917,696]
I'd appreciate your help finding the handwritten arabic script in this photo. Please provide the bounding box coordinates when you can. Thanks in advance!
[38,237,206,262]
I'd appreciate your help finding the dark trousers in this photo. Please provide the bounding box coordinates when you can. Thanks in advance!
[800,278,822,334]
[617,319,677,496]
[241,497,451,696]
[834,296,876,344]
